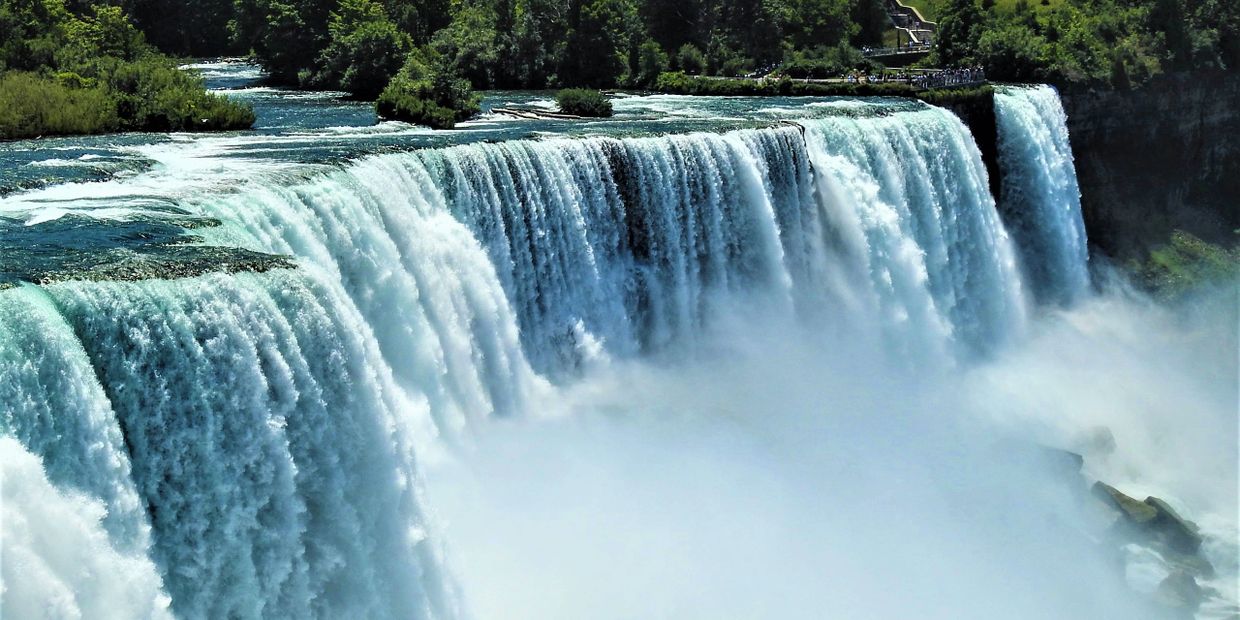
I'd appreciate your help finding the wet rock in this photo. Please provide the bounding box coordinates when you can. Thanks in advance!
[1144,496,1203,555]
[1156,570,1204,614]
[1092,482,1158,524]
[1092,482,1214,579]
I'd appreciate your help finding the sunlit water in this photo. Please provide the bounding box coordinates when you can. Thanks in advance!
[1,61,1234,620]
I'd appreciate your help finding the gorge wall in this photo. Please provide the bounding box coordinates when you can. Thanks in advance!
[1060,70,1240,260]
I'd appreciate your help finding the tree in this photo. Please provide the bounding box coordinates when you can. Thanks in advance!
[376,47,480,128]
[559,0,633,87]
[935,0,983,65]
[975,23,1046,82]
[778,0,857,51]
[431,4,500,88]
[676,42,706,73]
[634,39,668,86]
[313,0,411,98]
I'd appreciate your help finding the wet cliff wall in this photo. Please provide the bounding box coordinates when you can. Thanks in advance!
[1059,71,1240,260]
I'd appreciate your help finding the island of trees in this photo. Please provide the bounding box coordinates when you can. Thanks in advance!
[1,0,1236,136]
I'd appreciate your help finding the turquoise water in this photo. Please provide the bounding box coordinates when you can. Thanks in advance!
[0,59,923,289]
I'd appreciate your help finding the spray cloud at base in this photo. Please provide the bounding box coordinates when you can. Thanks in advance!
[427,283,1237,620]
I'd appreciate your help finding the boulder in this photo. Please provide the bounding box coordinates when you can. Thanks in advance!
[1092,482,1158,524]
[1143,496,1203,555]
[1092,482,1214,578]
[1156,570,1203,613]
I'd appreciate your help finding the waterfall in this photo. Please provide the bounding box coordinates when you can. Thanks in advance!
[1,92,1091,618]
[3,274,460,620]
[994,85,1090,305]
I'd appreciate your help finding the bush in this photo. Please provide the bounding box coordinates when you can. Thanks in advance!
[554,88,613,117]
[675,44,707,75]
[0,72,118,139]
[1131,231,1240,299]
[0,0,254,139]
[654,71,925,97]
[781,44,875,79]
[376,50,480,129]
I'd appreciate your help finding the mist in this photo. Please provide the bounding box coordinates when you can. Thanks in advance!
[425,283,1238,620]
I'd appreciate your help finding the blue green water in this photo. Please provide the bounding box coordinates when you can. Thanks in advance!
[0,59,923,288]
[0,59,918,196]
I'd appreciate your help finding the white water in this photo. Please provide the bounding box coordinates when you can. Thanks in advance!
[3,91,1232,619]
[994,85,1091,305]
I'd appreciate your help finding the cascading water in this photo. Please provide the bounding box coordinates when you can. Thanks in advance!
[3,274,460,619]
[994,85,1091,305]
[4,89,1211,619]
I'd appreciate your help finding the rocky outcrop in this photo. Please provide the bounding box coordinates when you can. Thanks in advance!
[940,89,1001,201]
[1060,71,1240,260]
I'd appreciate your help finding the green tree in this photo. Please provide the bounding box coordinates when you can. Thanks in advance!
[431,4,500,88]
[778,0,856,51]
[376,47,480,128]
[559,0,633,86]
[935,0,983,65]
[633,39,668,86]
[313,0,410,98]
[974,22,1046,81]
[675,42,706,73]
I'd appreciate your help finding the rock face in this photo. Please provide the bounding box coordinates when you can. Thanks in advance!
[1092,483,1206,558]
[1060,71,1240,260]
[942,91,1002,201]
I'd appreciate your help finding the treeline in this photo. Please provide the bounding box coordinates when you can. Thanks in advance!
[934,0,1239,87]
[100,0,891,126]
[0,0,254,140]
[124,0,888,89]
[6,0,1237,136]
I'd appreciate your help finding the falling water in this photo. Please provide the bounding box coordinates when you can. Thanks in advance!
[0,91,1139,618]
[994,85,1091,305]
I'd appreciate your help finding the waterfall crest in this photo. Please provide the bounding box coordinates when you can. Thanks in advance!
[1,90,1094,619]
[995,85,1090,305]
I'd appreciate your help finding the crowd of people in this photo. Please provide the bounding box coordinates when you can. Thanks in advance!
[841,66,985,88]
[911,66,986,89]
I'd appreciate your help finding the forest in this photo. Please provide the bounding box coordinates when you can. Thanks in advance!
[1,0,1237,134]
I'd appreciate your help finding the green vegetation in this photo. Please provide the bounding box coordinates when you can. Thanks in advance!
[1130,231,1240,299]
[375,50,480,128]
[221,0,891,108]
[6,0,1237,135]
[555,89,614,116]
[934,0,1239,86]
[655,71,994,103]
[0,0,254,140]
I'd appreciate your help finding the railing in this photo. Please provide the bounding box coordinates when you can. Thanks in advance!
[862,44,933,57]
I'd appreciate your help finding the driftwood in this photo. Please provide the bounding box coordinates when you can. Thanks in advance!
[491,107,587,120]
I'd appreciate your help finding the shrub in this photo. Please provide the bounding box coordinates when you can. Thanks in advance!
[653,71,927,98]
[376,50,480,128]
[675,44,707,75]
[0,72,118,139]
[1132,231,1240,299]
[554,88,613,117]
